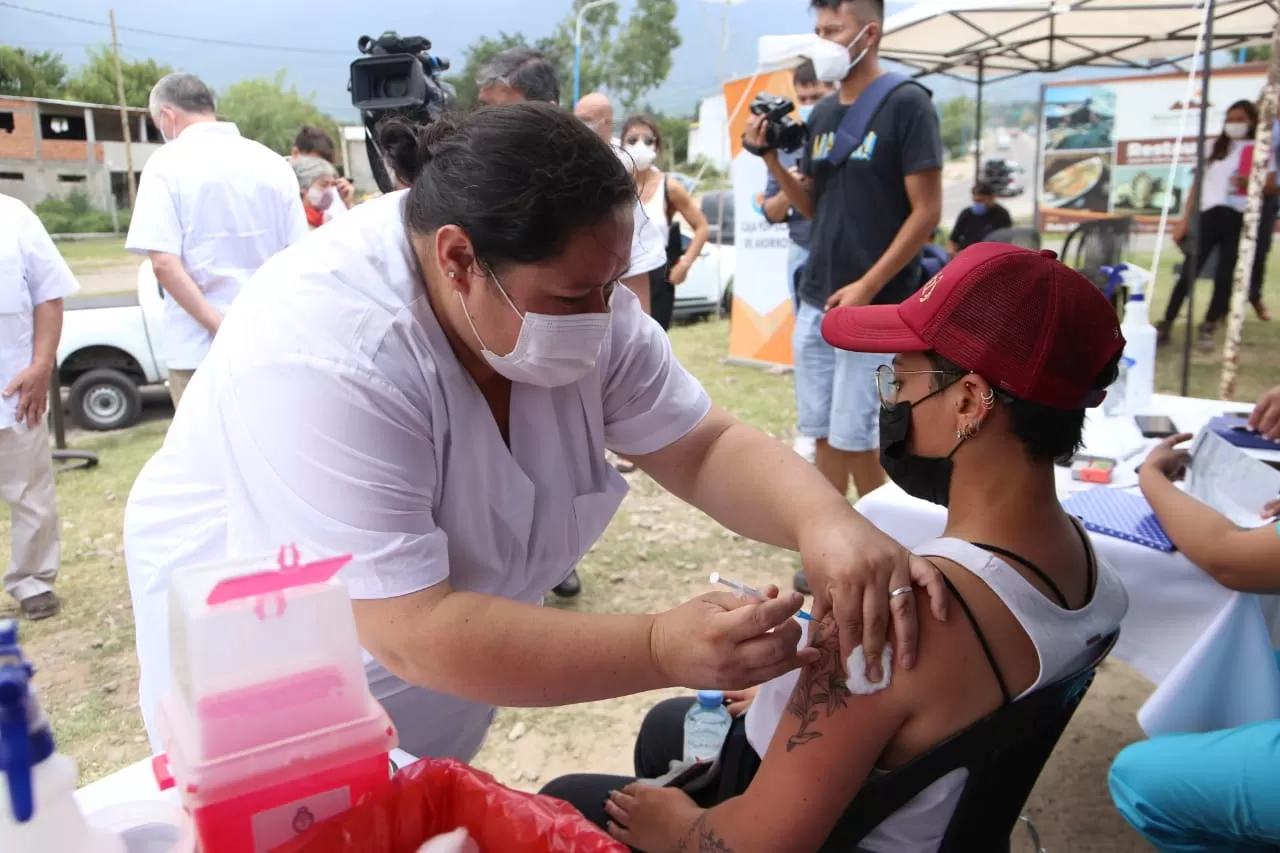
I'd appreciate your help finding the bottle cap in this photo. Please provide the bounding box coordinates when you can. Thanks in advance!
[696,690,725,708]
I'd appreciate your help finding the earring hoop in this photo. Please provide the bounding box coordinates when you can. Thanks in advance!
[980,388,996,410]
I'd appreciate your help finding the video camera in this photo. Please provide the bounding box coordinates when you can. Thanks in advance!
[746,93,808,155]
[349,31,457,192]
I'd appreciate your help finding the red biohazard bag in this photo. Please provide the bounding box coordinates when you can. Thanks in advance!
[274,758,626,853]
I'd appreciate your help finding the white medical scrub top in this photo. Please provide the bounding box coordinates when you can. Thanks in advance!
[126,122,308,371]
[123,192,712,759]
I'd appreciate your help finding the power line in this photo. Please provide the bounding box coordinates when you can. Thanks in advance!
[0,1,350,55]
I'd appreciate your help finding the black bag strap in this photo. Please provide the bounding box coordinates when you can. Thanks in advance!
[828,72,924,166]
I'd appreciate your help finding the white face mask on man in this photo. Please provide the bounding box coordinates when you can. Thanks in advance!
[459,270,612,388]
[306,186,333,210]
[808,24,873,83]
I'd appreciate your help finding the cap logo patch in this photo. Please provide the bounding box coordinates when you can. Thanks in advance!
[919,274,941,302]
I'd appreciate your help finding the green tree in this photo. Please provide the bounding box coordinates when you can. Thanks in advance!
[446,31,571,110]
[607,0,680,110]
[217,70,342,156]
[939,95,976,160]
[0,47,68,98]
[651,111,692,168]
[63,46,171,107]
[1242,45,1271,63]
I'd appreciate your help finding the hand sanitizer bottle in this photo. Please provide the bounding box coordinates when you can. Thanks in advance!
[0,621,124,853]
[1101,264,1155,416]
[683,691,733,763]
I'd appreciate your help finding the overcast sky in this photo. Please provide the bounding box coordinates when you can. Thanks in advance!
[6,0,1095,118]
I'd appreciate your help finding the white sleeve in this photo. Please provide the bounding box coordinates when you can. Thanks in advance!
[601,290,711,456]
[220,353,450,600]
[19,208,78,304]
[625,200,668,277]
[283,191,310,246]
[325,187,349,219]
[126,162,183,256]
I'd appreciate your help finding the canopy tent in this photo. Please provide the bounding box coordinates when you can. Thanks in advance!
[879,0,1278,83]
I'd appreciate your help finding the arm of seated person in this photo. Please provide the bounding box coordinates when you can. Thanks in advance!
[609,601,976,853]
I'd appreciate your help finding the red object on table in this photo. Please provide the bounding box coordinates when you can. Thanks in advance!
[274,758,627,853]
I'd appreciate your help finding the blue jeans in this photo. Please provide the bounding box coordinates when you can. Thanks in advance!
[791,300,885,453]
[1109,653,1280,853]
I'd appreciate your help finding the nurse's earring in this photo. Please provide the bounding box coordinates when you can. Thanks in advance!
[448,271,457,279]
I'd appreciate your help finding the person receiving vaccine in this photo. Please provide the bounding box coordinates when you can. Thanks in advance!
[122,104,949,761]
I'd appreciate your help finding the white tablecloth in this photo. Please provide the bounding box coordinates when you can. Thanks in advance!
[854,394,1280,737]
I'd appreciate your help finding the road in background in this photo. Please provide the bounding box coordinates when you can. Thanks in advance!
[940,127,1038,233]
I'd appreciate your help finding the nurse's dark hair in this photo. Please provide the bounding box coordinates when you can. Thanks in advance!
[1210,99,1259,162]
[379,104,635,269]
[924,350,1121,463]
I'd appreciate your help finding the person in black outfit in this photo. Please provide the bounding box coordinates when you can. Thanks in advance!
[947,182,1012,255]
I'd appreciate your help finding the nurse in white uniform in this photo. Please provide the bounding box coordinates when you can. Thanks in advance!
[124,103,946,759]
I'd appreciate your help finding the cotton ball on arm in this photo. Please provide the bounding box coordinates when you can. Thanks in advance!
[845,644,893,694]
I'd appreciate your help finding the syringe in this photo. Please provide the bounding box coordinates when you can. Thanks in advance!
[709,572,812,621]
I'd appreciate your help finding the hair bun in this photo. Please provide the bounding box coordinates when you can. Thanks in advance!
[376,114,461,186]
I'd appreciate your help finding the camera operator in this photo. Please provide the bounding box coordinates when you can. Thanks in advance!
[747,0,942,524]
[476,47,560,106]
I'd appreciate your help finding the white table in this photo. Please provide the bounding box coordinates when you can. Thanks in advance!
[855,394,1280,737]
[75,749,419,816]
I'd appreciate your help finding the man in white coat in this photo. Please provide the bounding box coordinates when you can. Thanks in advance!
[0,194,78,620]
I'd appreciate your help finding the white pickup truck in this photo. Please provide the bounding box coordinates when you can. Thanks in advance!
[57,261,168,431]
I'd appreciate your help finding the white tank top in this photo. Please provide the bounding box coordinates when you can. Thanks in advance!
[743,532,1129,853]
[640,172,669,233]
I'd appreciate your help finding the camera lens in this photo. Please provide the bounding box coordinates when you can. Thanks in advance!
[379,77,409,99]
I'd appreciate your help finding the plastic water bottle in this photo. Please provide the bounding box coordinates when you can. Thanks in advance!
[1101,264,1156,415]
[683,691,733,763]
[0,621,124,853]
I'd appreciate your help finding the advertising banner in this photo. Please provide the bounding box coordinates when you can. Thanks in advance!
[724,70,799,368]
[1038,66,1267,233]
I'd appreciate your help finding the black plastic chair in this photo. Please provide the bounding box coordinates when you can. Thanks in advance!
[1061,218,1133,308]
[818,631,1120,853]
[983,226,1042,251]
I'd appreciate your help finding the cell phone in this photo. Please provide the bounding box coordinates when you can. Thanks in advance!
[1135,415,1178,439]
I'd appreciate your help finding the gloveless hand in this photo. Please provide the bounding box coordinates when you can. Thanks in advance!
[668,258,691,286]
[1249,385,1280,441]
[743,114,770,153]
[2,363,51,428]
[798,509,949,680]
[650,589,821,690]
[825,280,874,311]
[1140,433,1194,481]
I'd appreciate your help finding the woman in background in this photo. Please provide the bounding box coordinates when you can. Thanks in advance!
[290,155,338,230]
[1110,433,1280,852]
[1159,100,1276,352]
[621,115,710,332]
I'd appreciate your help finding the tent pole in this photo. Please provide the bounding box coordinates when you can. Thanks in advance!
[973,56,985,180]
[1032,82,1045,233]
[1181,0,1214,398]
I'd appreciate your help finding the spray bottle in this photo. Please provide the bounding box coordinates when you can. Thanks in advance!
[0,620,124,853]
[1100,264,1157,415]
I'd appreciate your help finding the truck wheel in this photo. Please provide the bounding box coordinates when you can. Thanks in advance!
[68,369,143,431]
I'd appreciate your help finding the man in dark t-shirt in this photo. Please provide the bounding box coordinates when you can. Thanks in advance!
[948,182,1012,254]
[747,0,943,594]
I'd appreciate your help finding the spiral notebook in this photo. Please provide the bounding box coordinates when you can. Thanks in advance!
[1060,487,1175,552]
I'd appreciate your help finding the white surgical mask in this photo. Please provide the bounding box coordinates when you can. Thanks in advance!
[625,143,658,171]
[459,271,612,388]
[809,25,872,83]
[797,104,815,123]
[1224,122,1251,140]
[306,186,332,210]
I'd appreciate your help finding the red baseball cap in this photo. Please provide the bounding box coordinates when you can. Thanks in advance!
[821,243,1126,409]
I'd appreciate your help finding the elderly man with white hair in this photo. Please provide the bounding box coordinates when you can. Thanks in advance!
[127,72,307,408]
[290,155,339,230]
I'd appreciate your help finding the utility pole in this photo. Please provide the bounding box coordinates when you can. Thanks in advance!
[110,9,137,210]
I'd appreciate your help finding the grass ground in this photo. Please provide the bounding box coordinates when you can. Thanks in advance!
[54,237,131,274]
[6,250,1276,843]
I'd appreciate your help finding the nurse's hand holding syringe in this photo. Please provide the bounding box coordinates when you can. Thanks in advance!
[710,573,812,621]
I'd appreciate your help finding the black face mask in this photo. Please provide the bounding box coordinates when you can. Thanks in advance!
[878,388,965,508]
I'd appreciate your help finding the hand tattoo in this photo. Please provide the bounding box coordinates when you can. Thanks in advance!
[784,619,852,751]
[678,814,735,852]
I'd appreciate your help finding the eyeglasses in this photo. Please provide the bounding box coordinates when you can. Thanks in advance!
[624,135,656,147]
[875,364,963,409]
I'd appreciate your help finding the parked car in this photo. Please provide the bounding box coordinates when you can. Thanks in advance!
[673,189,735,321]
[57,260,168,431]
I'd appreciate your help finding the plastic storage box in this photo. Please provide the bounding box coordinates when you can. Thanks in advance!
[153,546,397,853]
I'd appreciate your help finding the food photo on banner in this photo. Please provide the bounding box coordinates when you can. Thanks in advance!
[1038,64,1271,233]
[723,69,799,369]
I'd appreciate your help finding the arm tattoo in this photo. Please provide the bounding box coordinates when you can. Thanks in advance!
[678,813,736,853]
[784,619,852,751]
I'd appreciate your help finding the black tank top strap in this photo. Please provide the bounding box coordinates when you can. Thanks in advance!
[1066,515,1099,598]
[970,542,1071,609]
[938,572,1013,706]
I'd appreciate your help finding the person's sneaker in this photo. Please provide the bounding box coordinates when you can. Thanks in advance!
[793,571,811,596]
[552,570,582,599]
[1252,299,1271,321]
[793,435,817,464]
[19,592,60,621]
[1196,322,1216,353]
